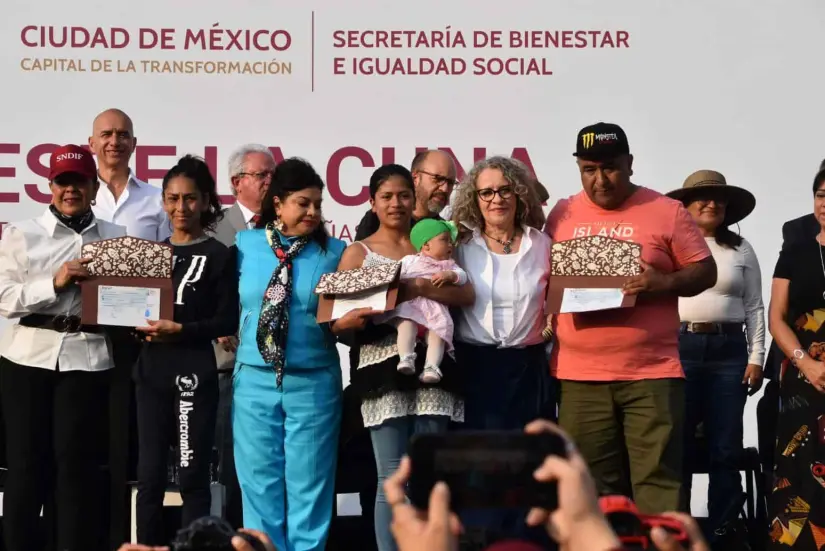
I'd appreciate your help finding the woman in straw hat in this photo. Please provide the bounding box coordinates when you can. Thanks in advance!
[666,170,764,542]
[766,167,825,550]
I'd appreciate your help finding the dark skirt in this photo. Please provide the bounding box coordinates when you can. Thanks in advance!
[768,358,825,550]
[456,341,557,430]
[453,341,558,549]
[349,322,464,401]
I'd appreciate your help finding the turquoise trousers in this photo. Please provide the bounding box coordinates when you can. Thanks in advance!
[232,363,342,551]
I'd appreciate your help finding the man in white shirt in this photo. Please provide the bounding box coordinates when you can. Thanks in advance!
[88,108,171,241]
[87,108,170,546]
[208,143,276,529]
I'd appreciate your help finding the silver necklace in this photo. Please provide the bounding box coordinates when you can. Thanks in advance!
[818,239,825,300]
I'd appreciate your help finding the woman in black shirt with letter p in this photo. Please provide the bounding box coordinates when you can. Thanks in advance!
[133,155,239,544]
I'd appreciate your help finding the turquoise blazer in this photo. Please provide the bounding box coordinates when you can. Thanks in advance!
[235,229,346,370]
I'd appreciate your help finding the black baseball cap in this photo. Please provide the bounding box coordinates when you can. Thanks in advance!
[573,122,630,161]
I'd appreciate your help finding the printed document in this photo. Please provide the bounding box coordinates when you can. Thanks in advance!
[97,285,162,327]
[560,288,625,314]
[331,285,389,320]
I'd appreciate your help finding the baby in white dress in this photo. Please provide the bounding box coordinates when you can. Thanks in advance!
[375,219,467,383]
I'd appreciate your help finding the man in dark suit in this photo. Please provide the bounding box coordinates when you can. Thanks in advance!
[209,143,276,528]
[758,161,824,482]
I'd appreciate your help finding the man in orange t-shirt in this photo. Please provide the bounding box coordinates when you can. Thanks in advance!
[544,122,717,514]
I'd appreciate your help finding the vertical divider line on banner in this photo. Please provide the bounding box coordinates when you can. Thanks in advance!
[311,10,316,92]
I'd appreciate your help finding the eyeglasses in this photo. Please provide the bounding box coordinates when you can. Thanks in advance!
[476,186,514,202]
[239,171,273,181]
[416,170,457,189]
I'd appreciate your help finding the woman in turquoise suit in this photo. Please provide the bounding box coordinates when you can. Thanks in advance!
[233,157,346,551]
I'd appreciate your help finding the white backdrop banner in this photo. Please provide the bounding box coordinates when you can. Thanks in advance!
[2,0,825,517]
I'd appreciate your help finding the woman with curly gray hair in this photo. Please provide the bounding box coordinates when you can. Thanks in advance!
[450,156,556,546]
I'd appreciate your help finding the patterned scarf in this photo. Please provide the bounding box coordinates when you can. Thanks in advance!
[49,204,94,234]
[256,223,310,387]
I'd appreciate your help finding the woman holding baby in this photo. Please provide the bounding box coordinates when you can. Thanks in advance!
[331,163,474,551]
[450,155,556,546]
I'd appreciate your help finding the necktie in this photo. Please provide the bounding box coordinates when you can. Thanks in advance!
[250,214,261,228]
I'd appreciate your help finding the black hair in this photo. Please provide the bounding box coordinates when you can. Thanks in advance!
[369,164,415,198]
[258,157,329,249]
[813,168,825,195]
[162,155,224,232]
[715,226,743,249]
[534,180,550,203]
[356,164,416,234]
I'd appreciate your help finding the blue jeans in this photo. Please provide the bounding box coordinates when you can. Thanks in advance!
[680,330,748,534]
[370,415,449,551]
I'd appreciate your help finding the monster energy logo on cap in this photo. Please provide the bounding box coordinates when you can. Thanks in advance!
[574,123,630,160]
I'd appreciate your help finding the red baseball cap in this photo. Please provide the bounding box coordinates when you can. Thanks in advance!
[49,145,97,181]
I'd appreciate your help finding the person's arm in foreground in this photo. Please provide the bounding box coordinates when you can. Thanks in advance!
[384,417,711,551]
[525,419,710,551]
[649,512,710,551]
[523,419,625,551]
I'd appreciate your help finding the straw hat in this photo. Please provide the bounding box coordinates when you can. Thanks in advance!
[665,169,756,225]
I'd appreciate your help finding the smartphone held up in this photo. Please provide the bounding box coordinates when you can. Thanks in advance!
[407,430,567,511]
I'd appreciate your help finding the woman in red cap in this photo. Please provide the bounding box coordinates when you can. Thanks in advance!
[0,145,126,551]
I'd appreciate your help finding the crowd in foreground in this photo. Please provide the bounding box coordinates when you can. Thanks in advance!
[0,107,823,551]
[117,420,712,551]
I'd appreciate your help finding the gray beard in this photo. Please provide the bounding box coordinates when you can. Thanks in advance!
[427,200,445,215]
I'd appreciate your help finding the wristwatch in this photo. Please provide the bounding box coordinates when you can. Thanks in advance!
[792,348,806,364]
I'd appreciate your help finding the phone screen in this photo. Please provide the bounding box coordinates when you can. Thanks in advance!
[407,431,567,511]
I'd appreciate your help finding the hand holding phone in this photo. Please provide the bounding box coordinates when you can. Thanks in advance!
[407,430,568,511]
[600,495,690,550]
[383,456,463,551]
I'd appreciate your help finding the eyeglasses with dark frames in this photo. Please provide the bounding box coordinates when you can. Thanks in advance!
[476,186,515,202]
[416,170,457,189]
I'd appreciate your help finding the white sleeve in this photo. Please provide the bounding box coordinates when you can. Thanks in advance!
[157,211,172,241]
[741,239,766,366]
[0,226,58,319]
[399,255,417,278]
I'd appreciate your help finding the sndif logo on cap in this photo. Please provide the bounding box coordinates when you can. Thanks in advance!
[49,145,97,181]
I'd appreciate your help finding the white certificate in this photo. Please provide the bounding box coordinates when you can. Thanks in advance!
[97,285,162,327]
[330,285,389,320]
[560,287,625,314]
